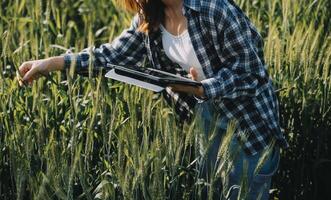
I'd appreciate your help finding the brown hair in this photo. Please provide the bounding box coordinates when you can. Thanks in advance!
[120,0,165,33]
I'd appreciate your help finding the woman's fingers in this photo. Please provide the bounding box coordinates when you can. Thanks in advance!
[22,65,37,83]
[18,61,32,77]
[17,59,51,87]
[16,71,26,86]
[18,62,34,86]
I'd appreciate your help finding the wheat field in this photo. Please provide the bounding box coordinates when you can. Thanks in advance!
[1,0,330,199]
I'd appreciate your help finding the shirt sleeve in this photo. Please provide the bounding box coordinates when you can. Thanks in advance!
[200,11,268,100]
[63,14,146,75]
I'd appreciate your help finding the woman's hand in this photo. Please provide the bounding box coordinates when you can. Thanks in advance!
[168,67,206,99]
[18,56,65,86]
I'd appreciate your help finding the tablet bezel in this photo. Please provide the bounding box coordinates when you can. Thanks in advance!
[106,64,202,87]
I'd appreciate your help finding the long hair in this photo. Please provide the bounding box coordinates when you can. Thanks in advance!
[120,0,165,33]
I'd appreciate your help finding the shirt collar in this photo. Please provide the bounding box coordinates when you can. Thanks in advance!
[183,0,201,12]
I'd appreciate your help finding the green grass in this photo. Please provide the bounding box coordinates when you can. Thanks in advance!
[1,0,331,199]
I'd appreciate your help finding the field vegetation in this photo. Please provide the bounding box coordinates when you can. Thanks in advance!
[1,0,331,199]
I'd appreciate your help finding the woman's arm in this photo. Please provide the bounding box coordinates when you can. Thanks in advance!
[19,14,146,85]
[18,56,65,85]
[63,14,146,75]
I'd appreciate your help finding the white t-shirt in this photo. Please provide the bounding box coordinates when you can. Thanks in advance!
[160,25,206,82]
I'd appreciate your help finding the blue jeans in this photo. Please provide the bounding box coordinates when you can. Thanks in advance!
[195,99,280,200]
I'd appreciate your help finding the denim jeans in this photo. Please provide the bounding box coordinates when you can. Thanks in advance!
[195,99,280,200]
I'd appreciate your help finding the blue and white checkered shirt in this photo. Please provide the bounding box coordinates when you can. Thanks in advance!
[63,0,288,155]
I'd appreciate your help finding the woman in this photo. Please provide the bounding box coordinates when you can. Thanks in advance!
[19,0,288,199]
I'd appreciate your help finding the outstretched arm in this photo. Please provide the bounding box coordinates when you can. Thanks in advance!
[63,14,146,75]
[19,14,146,85]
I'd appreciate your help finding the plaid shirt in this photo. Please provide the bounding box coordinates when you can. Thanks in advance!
[63,0,288,155]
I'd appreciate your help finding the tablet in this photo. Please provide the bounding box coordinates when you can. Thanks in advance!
[105,64,202,92]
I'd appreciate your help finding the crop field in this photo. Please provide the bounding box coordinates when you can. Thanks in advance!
[0,0,331,199]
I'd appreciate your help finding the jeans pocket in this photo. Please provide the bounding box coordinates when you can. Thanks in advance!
[253,147,280,183]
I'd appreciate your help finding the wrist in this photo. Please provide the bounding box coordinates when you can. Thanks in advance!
[194,86,207,100]
[193,86,207,103]
[195,86,207,99]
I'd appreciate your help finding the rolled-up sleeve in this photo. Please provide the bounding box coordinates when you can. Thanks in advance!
[63,14,146,75]
[201,11,267,100]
